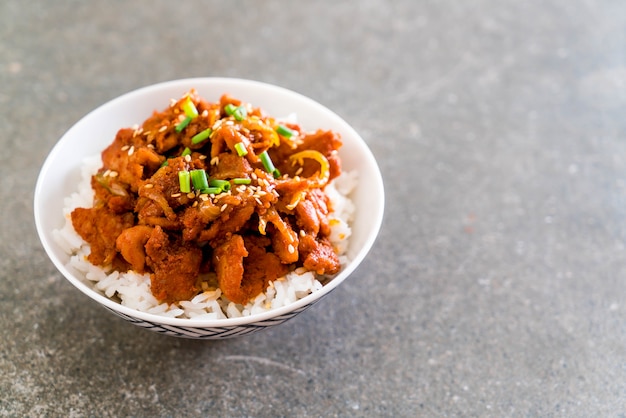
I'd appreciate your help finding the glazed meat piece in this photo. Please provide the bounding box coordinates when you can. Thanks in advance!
[298,234,340,275]
[212,234,289,304]
[71,206,134,266]
[210,124,252,160]
[294,188,331,236]
[115,225,154,272]
[243,236,289,291]
[91,173,134,214]
[212,234,249,304]
[180,200,222,242]
[260,207,299,264]
[136,156,202,223]
[101,128,164,192]
[145,226,202,303]
[197,193,258,245]
[209,152,252,180]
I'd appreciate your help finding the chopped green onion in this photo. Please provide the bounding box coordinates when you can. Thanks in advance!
[181,147,191,157]
[209,179,231,192]
[233,106,246,121]
[259,151,275,172]
[276,124,296,138]
[182,96,199,119]
[224,103,246,121]
[175,116,193,133]
[234,142,248,157]
[224,103,237,116]
[178,170,191,193]
[201,187,222,195]
[160,159,169,168]
[260,150,280,178]
[191,128,212,144]
[190,169,209,190]
[233,178,251,185]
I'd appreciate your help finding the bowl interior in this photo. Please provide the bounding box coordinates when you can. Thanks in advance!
[34,77,384,327]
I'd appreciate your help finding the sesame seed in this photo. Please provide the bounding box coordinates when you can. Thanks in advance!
[171,193,181,198]
[187,192,195,199]
[103,169,111,177]
[251,172,258,180]
[257,190,267,196]
[144,183,154,189]
[220,204,228,212]
[199,194,209,201]
[169,98,177,107]
[192,201,198,207]
[147,144,155,149]
[255,197,263,206]
[127,146,135,156]
[143,131,151,136]
[121,145,130,151]
[210,156,219,166]
[199,155,207,160]
[158,125,167,132]
[109,171,118,178]
[237,185,247,193]
[300,230,306,237]
[201,109,208,117]
[288,244,295,254]
[184,154,191,162]
[295,167,303,176]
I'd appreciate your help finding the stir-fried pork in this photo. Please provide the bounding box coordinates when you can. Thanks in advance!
[71,90,342,304]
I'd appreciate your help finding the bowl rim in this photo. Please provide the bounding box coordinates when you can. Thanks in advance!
[34,77,384,328]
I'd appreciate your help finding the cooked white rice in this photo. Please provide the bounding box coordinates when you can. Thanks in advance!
[53,155,356,319]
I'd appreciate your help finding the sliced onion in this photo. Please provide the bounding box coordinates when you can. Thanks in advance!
[289,150,330,187]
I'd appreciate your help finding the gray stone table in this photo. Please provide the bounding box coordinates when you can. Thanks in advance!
[2,1,626,416]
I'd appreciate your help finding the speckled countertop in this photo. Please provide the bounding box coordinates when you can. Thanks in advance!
[2,1,626,416]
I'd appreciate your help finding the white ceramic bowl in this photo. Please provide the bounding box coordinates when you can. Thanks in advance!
[34,78,384,339]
